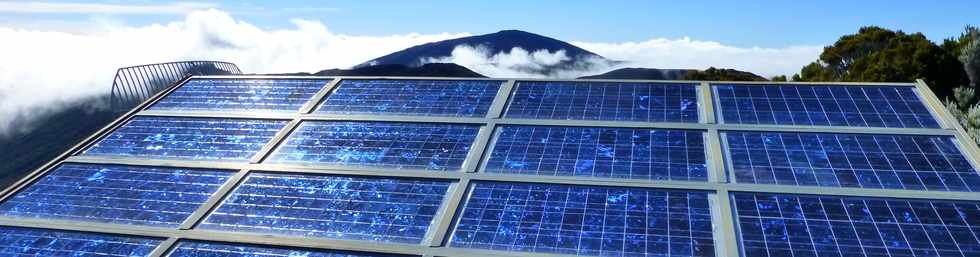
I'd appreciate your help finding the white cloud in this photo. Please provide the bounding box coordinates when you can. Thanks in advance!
[572,38,823,78]
[0,9,467,134]
[0,1,217,15]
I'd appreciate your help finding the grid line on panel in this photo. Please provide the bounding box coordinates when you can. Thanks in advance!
[165,240,410,257]
[483,125,709,182]
[724,131,980,192]
[82,116,288,162]
[0,226,162,256]
[315,79,503,117]
[197,172,451,244]
[149,79,329,112]
[504,81,700,123]
[0,163,233,228]
[266,121,481,171]
[449,182,715,257]
[715,84,941,128]
[732,192,980,257]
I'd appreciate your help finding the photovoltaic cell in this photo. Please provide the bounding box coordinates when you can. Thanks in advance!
[485,125,708,181]
[167,241,408,257]
[83,116,288,161]
[724,131,980,191]
[316,79,503,117]
[0,226,161,256]
[266,121,480,171]
[0,163,232,227]
[199,173,450,244]
[150,79,328,112]
[504,81,699,123]
[715,84,940,128]
[450,182,715,257]
[732,192,980,257]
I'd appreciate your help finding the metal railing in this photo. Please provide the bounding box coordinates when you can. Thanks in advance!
[109,61,241,111]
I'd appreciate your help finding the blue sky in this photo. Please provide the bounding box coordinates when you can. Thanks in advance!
[5,0,978,47]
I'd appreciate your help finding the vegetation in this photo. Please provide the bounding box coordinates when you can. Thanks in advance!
[943,26,980,145]
[682,67,767,81]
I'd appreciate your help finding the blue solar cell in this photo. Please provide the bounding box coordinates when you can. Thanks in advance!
[83,117,287,161]
[504,81,699,122]
[266,121,480,171]
[715,84,940,128]
[733,192,980,257]
[151,79,328,112]
[0,163,232,227]
[199,173,450,244]
[725,131,980,191]
[485,125,708,181]
[450,182,715,257]
[167,241,408,257]
[0,226,161,256]
[316,79,503,117]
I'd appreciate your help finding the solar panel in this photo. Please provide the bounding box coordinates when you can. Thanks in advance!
[732,192,980,257]
[504,81,699,123]
[485,125,708,181]
[150,78,328,112]
[316,79,503,117]
[0,226,161,256]
[715,84,940,128]
[0,163,232,227]
[450,182,715,257]
[198,173,450,244]
[724,131,980,191]
[266,121,480,171]
[83,116,288,161]
[167,240,408,257]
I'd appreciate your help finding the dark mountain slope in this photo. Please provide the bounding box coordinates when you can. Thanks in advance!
[580,67,767,81]
[281,63,485,77]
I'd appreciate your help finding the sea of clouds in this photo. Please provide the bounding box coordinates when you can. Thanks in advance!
[0,8,821,134]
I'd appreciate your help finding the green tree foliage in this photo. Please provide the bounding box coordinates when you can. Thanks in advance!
[958,26,980,88]
[770,75,788,82]
[682,67,767,81]
[944,87,980,145]
[943,26,980,146]
[796,26,967,98]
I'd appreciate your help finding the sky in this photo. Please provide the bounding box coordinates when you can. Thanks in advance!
[0,0,977,133]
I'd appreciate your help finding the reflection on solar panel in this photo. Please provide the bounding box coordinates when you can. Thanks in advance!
[485,125,708,181]
[199,173,450,244]
[266,121,480,171]
[83,116,287,161]
[450,182,715,257]
[724,131,980,191]
[151,79,328,112]
[167,241,407,257]
[0,163,232,227]
[715,84,940,128]
[316,79,503,117]
[732,192,980,257]
[6,76,979,257]
[0,226,161,256]
[505,81,699,122]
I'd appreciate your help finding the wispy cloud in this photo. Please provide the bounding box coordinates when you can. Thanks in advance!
[0,1,217,15]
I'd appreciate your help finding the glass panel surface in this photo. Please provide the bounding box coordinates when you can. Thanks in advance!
[485,125,708,181]
[724,131,980,191]
[199,173,451,244]
[0,226,160,256]
[0,163,232,227]
[151,79,328,112]
[715,84,940,128]
[83,117,287,161]
[266,121,480,171]
[450,182,715,257]
[316,79,502,117]
[167,240,408,257]
[733,192,980,257]
[504,81,699,123]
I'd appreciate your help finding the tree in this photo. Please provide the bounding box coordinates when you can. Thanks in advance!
[796,26,966,98]
[958,26,980,88]
[943,26,980,146]
[682,67,767,81]
[770,75,788,82]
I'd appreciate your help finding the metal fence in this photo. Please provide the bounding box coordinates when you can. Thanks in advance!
[109,61,242,111]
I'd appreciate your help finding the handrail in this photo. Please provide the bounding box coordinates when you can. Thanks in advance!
[109,61,242,111]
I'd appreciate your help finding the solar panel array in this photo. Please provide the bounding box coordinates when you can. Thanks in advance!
[1,77,978,257]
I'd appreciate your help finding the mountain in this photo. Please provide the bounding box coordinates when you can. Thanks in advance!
[579,67,767,81]
[280,63,485,77]
[356,30,618,76]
